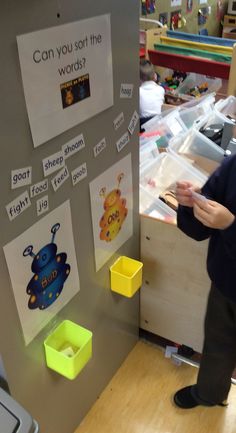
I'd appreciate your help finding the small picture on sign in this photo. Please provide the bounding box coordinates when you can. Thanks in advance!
[60,74,91,109]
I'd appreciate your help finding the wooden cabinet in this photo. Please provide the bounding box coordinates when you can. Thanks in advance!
[140,214,211,352]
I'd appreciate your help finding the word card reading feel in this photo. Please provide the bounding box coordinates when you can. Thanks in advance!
[71,162,87,186]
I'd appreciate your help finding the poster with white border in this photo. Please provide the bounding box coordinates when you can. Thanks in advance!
[3,200,80,345]
[171,0,182,6]
[17,14,113,148]
[89,154,133,271]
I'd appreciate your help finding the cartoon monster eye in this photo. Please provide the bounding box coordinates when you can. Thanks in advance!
[23,245,34,257]
[51,223,60,235]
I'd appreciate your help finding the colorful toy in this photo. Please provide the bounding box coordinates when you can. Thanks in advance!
[162,71,187,91]
[23,223,70,310]
[188,82,209,97]
[99,174,128,242]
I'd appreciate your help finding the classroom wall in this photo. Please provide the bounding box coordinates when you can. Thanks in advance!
[0,1,139,433]
[141,0,228,36]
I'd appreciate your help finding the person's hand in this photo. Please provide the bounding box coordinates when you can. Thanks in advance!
[175,181,199,207]
[193,198,235,230]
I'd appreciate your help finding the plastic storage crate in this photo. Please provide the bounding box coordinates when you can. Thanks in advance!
[194,107,234,131]
[140,152,207,200]
[143,109,187,140]
[169,129,225,175]
[139,186,176,223]
[176,73,222,100]
[215,95,236,124]
[140,136,160,170]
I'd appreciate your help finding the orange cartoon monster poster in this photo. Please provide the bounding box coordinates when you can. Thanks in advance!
[89,154,133,271]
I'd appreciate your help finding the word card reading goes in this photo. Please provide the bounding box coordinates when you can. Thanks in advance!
[71,162,87,186]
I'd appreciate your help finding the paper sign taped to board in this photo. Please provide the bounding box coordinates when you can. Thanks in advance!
[113,112,124,131]
[42,150,65,177]
[3,200,80,345]
[120,84,133,99]
[71,162,87,186]
[11,167,32,190]
[17,14,113,147]
[62,133,85,159]
[89,153,133,271]
[94,138,106,158]
[30,179,48,198]
[6,191,31,221]
[36,195,49,217]
[51,166,69,192]
[128,111,139,135]
[116,132,130,152]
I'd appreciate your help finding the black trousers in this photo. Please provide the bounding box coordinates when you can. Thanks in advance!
[195,284,236,404]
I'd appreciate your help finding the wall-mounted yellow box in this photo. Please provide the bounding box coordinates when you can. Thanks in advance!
[44,320,92,380]
[110,256,143,298]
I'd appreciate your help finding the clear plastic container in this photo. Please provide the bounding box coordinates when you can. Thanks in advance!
[179,93,216,111]
[139,186,176,223]
[143,109,187,140]
[178,94,215,129]
[169,129,225,175]
[140,152,207,200]
[215,96,236,124]
[176,73,222,100]
[194,108,233,131]
[139,137,160,170]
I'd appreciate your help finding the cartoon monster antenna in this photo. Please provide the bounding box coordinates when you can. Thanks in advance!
[51,223,60,243]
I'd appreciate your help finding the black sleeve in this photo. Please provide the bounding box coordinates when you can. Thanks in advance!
[177,156,231,241]
[177,155,236,243]
[177,205,212,241]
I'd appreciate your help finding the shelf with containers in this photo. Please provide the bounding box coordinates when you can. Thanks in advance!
[138,94,232,353]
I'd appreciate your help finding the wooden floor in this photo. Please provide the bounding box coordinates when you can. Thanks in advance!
[75,341,236,433]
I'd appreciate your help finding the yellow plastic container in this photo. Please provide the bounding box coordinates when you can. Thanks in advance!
[110,256,143,297]
[44,320,92,380]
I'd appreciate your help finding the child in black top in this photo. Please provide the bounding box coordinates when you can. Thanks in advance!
[174,154,236,408]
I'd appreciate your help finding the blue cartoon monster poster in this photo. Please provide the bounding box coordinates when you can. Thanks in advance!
[3,200,80,345]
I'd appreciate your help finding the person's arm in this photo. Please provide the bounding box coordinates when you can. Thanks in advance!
[192,156,236,260]
[176,181,212,241]
[220,218,236,260]
[177,156,235,242]
[177,205,212,241]
[193,198,236,260]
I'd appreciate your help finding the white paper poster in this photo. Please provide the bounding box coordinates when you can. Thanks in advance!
[17,14,113,148]
[171,0,182,6]
[3,200,80,345]
[89,154,133,271]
